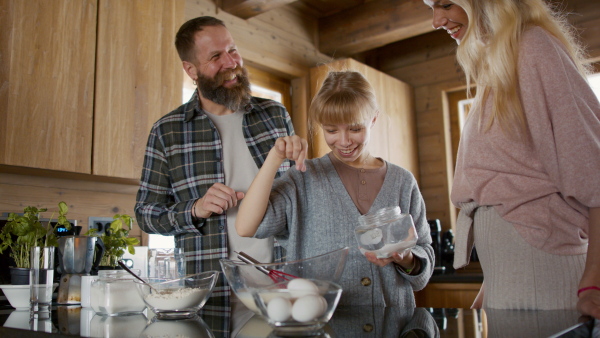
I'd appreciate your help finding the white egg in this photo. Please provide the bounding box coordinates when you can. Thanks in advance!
[360,228,383,245]
[267,297,292,322]
[291,295,327,322]
[287,278,319,298]
[318,295,328,313]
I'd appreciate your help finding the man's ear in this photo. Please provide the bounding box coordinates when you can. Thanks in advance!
[182,61,198,82]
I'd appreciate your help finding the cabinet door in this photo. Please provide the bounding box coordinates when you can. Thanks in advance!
[0,0,97,173]
[93,0,183,179]
[309,59,419,177]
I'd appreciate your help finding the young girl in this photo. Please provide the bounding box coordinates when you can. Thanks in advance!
[424,0,600,318]
[235,70,433,306]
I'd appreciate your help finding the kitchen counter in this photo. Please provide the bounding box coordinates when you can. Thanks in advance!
[430,267,484,284]
[0,304,596,337]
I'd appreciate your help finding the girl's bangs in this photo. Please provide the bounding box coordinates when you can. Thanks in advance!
[315,95,375,126]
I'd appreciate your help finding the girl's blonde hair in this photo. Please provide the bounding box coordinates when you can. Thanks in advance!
[309,70,379,128]
[452,0,590,135]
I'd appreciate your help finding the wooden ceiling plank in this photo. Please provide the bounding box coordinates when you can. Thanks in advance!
[318,0,435,56]
[220,0,297,19]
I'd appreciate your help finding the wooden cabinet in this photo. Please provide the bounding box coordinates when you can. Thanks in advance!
[309,58,419,177]
[0,0,97,173]
[0,0,183,179]
[415,282,481,309]
[93,0,183,179]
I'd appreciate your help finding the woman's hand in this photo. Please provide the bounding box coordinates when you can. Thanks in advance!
[364,248,416,271]
[271,136,308,172]
[577,288,600,319]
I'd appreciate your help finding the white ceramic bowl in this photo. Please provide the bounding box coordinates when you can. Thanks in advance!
[0,283,58,309]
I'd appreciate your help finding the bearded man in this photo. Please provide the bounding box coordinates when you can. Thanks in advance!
[134,16,294,335]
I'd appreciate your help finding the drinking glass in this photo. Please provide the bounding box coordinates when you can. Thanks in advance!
[148,248,185,279]
[30,246,55,312]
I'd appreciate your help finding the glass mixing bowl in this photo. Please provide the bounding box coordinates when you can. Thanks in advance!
[220,247,349,336]
[134,271,219,320]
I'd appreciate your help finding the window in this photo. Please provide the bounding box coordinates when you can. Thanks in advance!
[589,73,600,99]
[458,98,474,132]
[148,234,175,249]
[251,85,282,103]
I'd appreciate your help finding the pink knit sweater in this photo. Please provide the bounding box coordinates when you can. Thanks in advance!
[451,26,600,255]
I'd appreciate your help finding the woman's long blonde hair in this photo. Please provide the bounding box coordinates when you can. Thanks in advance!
[452,0,590,135]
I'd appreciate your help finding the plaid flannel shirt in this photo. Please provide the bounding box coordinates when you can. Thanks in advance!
[135,91,293,335]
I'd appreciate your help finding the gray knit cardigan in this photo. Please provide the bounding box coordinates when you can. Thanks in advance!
[253,154,434,307]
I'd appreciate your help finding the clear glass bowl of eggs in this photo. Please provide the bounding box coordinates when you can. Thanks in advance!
[220,247,349,336]
[250,278,342,335]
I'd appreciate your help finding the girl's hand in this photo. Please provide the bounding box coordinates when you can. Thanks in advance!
[271,136,308,172]
[364,248,416,271]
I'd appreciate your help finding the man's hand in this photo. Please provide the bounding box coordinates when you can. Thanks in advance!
[271,135,308,172]
[194,183,245,219]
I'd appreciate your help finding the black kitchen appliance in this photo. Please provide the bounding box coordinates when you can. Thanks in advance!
[428,219,446,273]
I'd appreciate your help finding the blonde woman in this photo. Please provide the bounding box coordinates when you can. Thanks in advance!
[235,70,434,307]
[423,0,600,318]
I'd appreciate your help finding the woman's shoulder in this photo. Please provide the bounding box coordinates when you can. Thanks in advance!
[385,161,418,182]
[520,26,565,56]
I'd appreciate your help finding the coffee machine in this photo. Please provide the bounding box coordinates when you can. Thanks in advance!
[57,235,104,304]
[428,219,446,273]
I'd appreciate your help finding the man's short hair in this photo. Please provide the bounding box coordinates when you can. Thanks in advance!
[175,16,226,63]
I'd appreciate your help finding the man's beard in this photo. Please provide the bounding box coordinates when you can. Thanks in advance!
[197,66,251,112]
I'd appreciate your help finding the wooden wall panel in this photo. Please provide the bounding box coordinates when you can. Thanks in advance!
[185,0,331,79]
[0,169,144,244]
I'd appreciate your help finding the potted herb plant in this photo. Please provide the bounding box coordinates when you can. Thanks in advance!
[85,214,140,269]
[0,201,70,284]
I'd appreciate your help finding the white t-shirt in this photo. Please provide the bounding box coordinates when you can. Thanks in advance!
[206,110,274,334]
[204,110,274,263]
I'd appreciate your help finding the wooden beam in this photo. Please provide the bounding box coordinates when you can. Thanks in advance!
[319,0,435,56]
[219,0,296,19]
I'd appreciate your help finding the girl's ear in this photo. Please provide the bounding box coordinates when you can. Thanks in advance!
[371,111,379,128]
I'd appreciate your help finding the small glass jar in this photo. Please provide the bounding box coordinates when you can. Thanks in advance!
[90,269,146,316]
[355,206,418,259]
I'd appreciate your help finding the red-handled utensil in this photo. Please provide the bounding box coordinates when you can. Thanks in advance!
[236,251,297,283]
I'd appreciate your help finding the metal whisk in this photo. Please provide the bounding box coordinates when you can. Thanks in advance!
[236,251,297,283]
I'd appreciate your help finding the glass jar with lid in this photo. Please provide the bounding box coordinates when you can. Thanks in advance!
[355,206,418,259]
[90,269,146,316]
